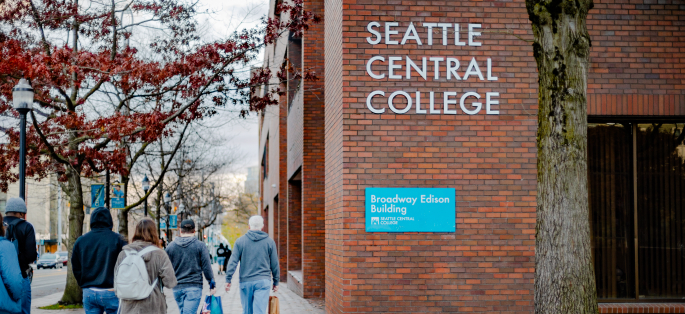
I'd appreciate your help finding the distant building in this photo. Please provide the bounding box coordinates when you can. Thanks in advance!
[244,166,259,194]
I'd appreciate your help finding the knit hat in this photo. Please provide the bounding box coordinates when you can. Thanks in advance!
[5,198,27,213]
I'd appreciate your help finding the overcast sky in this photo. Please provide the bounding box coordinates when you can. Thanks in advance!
[199,0,269,174]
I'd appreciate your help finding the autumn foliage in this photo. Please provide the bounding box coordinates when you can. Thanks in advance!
[0,0,318,190]
[0,0,317,303]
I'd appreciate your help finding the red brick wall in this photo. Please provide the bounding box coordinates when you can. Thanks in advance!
[278,84,289,283]
[587,1,685,115]
[331,0,539,312]
[324,0,345,312]
[322,0,684,313]
[301,0,327,299]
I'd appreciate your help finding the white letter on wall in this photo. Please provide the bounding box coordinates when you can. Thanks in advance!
[429,57,444,80]
[454,24,466,46]
[487,58,498,81]
[367,91,385,114]
[486,92,500,115]
[423,23,437,45]
[388,56,402,79]
[401,22,422,45]
[447,58,461,80]
[463,58,484,81]
[367,22,382,45]
[429,91,440,114]
[367,56,385,79]
[468,24,482,46]
[444,92,458,114]
[385,22,399,45]
[406,56,427,80]
[415,91,426,114]
[388,91,412,114]
[460,92,482,115]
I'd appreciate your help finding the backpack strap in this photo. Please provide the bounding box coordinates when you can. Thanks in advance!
[5,218,25,241]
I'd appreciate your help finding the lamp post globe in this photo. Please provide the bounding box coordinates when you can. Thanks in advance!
[12,78,34,200]
[142,175,150,216]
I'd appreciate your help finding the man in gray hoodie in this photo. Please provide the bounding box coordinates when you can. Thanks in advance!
[224,215,280,314]
[165,219,215,314]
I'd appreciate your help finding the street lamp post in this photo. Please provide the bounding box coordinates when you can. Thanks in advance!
[12,79,34,200]
[164,192,171,241]
[142,175,150,216]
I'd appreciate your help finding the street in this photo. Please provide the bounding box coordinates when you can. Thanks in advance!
[31,266,68,300]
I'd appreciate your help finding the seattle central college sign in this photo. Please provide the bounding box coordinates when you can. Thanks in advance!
[364,21,501,116]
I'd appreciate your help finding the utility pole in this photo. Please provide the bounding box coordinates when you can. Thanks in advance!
[57,184,62,250]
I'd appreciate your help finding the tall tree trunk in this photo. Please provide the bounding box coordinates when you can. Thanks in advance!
[118,174,131,240]
[526,0,598,313]
[60,168,85,304]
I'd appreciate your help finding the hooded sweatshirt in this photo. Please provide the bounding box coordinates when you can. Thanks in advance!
[72,207,127,288]
[165,235,214,290]
[224,230,280,286]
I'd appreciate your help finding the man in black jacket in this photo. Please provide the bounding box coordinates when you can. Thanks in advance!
[3,197,37,314]
[72,207,127,314]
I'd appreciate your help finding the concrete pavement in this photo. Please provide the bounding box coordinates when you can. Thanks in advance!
[31,264,324,314]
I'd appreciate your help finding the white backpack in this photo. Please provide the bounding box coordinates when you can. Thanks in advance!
[114,246,160,300]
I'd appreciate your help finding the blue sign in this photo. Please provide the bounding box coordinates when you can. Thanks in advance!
[111,183,125,209]
[91,184,105,208]
[169,215,178,229]
[160,221,167,229]
[365,188,455,232]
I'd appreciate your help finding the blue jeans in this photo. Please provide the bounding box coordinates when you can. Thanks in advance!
[21,277,31,314]
[173,287,203,314]
[82,289,119,314]
[239,279,271,314]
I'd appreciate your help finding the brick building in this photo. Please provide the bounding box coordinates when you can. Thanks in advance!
[258,0,685,313]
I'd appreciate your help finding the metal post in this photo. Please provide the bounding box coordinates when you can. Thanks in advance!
[57,185,62,250]
[144,199,148,217]
[18,109,28,200]
[166,203,171,242]
[105,169,110,209]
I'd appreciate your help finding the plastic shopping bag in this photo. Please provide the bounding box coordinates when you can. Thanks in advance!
[201,295,223,314]
[268,296,279,314]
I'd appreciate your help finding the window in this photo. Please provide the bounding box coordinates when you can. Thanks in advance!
[589,121,685,300]
[286,32,302,109]
[261,135,269,180]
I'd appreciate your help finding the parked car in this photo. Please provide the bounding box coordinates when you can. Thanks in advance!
[56,251,68,266]
[36,253,62,269]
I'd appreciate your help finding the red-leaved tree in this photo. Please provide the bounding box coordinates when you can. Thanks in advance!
[0,0,318,304]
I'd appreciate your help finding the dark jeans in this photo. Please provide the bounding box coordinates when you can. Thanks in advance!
[82,288,119,314]
[21,277,31,314]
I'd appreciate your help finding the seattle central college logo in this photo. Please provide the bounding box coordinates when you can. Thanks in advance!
[371,217,379,225]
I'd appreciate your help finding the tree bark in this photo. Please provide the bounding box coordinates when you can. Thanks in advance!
[59,168,85,304]
[526,0,598,313]
[118,174,130,240]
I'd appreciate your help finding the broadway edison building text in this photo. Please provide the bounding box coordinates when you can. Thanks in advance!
[256,0,685,313]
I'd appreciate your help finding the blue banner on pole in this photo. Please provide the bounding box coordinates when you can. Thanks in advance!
[91,184,105,208]
[365,187,456,232]
[169,215,178,229]
[160,220,167,229]
[111,183,125,209]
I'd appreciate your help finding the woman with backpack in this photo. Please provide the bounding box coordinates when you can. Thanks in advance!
[0,212,24,314]
[114,218,177,314]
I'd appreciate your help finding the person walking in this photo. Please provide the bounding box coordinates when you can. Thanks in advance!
[114,218,177,314]
[165,219,216,314]
[224,216,280,314]
[72,207,127,314]
[2,198,37,314]
[216,244,227,275]
[0,212,25,314]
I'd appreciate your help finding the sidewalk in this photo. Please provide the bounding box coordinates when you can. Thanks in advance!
[32,264,324,314]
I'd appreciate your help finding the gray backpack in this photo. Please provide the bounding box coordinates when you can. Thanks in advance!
[114,246,160,300]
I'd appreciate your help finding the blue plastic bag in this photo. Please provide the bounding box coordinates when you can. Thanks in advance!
[202,295,223,314]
